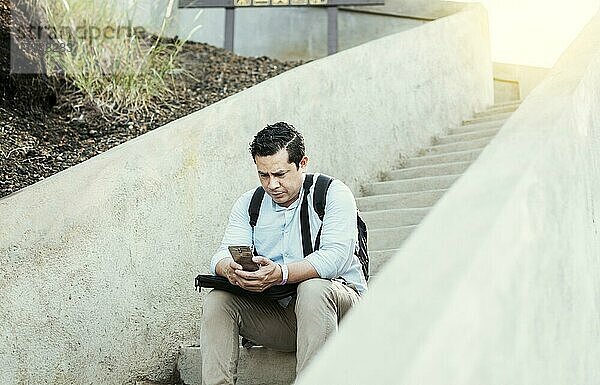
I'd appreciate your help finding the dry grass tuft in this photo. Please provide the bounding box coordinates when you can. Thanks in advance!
[30,0,201,116]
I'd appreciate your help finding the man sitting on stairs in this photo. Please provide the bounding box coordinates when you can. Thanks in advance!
[201,122,367,384]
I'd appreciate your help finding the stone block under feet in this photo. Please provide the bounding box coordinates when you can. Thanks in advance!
[178,344,297,385]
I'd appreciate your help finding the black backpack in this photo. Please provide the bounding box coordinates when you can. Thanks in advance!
[248,173,369,282]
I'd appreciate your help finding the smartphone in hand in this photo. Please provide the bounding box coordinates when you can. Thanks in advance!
[228,245,259,271]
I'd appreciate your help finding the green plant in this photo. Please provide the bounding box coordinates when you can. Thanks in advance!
[35,0,201,116]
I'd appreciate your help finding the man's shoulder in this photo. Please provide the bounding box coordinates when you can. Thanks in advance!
[312,173,355,199]
[241,187,259,198]
[313,173,350,189]
[233,187,260,208]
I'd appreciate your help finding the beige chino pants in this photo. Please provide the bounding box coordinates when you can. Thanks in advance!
[199,278,360,385]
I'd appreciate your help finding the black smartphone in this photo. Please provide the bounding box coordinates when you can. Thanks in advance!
[228,245,259,271]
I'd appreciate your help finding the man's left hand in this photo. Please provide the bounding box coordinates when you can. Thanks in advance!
[233,256,282,292]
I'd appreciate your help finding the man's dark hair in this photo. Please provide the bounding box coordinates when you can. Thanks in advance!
[249,122,306,168]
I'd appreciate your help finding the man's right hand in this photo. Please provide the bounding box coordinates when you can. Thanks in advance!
[215,258,243,286]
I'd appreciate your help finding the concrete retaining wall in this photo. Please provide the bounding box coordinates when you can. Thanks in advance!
[296,9,600,385]
[0,4,492,384]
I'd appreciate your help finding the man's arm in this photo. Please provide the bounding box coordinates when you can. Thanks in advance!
[287,259,320,283]
[233,258,319,292]
[304,180,357,279]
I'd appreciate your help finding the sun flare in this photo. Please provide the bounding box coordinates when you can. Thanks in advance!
[451,0,600,67]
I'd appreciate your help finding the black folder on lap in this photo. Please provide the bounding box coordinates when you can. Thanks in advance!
[195,275,298,300]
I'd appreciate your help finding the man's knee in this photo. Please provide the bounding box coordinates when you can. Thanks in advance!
[295,279,359,322]
[202,289,238,319]
[297,278,332,297]
[295,279,335,311]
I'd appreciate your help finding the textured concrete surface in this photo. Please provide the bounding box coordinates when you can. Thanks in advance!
[0,5,491,384]
[296,9,600,385]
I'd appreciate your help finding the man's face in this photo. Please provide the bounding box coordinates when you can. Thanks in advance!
[255,148,308,207]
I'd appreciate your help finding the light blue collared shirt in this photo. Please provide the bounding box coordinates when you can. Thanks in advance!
[210,173,367,295]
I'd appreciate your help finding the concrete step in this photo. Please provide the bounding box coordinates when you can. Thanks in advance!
[178,345,296,385]
[474,104,519,117]
[462,111,513,125]
[449,118,506,135]
[403,149,482,168]
[357,189,447,211]
[491,100,521,109]
[420,137,491,156]
[369,225,417,250]
[361,207,430,229]
[369,248,401,275]
[362,174,460,196]
[386,161,471,180]
[436,127,499,145]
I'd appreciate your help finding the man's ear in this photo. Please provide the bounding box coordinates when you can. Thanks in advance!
[299,156,309,170]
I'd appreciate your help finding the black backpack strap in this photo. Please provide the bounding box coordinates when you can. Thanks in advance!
[313,174,334,220]
[313,174,334,250]
[300,174,314,257]
[249,187,265,254]
[249,187,265,228]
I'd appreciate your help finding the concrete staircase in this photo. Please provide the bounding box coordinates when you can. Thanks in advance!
[363,100,520,278]
[177,100,520,385]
